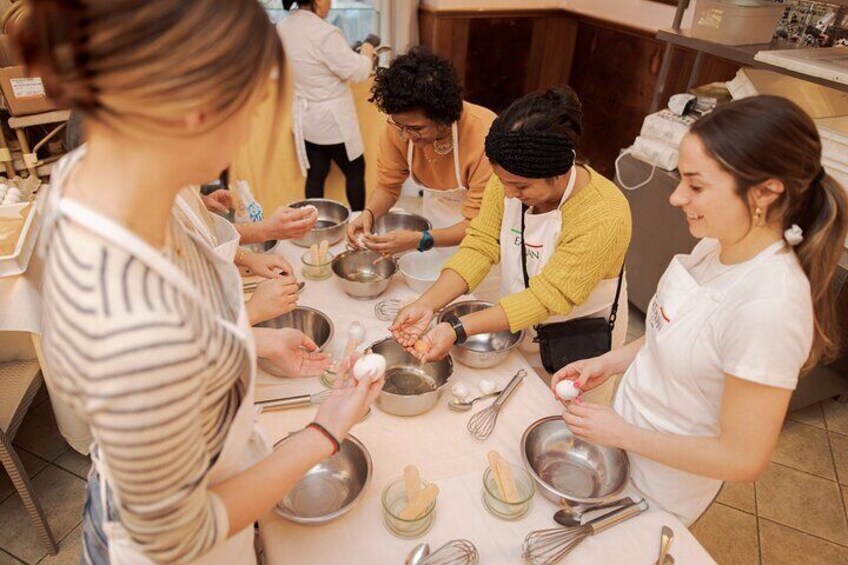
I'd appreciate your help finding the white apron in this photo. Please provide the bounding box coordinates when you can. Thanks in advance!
[175,190,242,262]
[613,241,786,525]
[410,123,501,299]
[57,198,270,564]
[500,167,627,398]
[293,91,364,178]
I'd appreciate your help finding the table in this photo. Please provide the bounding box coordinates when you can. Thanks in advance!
[257,238,715,565]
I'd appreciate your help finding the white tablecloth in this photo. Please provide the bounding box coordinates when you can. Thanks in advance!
[257,239,716,565]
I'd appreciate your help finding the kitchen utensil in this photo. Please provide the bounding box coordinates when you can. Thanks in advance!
[405,543,431,565]
[332,249,398,300]
[375,298,405,321]
[256,389,331,411]
[447,390,501,412]
[522,499,649,564]
[371,210,432,236]
[553,497,633,527]
[399,251,443,293]
[301,249,335,280]
[242,280,305,295]
[467,369,526,440]
[521,416,629,506]
[256,306,333,377]
[382,476,438,538]
[288,198,350,248]
[656,525,674,565]
[368,338,453,416]
[273,434,372,525]
[438,301,524,368]
[418,539,479,565]
[482,458,535,521]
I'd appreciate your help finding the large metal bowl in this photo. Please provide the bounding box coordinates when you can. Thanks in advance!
[332,250,397,300]
[274,434,372,525]
[521,416,629,506]
[256,307,334,377]
[438,301,524,368]
[289,198,350,248]
[371,211,432,235]
[368,338,453,417]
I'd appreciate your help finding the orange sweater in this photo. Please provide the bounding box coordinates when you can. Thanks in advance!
[374,101,496,221]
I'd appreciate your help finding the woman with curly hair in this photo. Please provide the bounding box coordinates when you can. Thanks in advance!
[347,47,496,258]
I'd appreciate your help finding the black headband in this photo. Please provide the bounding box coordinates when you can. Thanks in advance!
[485,121,576,179]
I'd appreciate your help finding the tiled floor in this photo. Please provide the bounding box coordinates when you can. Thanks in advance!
[1,307,847,563]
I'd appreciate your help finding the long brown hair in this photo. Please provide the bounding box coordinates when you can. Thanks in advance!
[14,0,284,138]
[691,95,848,369]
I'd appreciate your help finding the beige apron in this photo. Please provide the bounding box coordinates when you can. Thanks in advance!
[175,189,242,263]
[409,123,501,300]
[293,92,364,178]
[57,197,270,564]
[499,166,628,402]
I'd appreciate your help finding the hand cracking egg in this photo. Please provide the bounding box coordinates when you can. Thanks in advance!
[352,353,386,383]
[413,340,431,355]
[555,380,581,401]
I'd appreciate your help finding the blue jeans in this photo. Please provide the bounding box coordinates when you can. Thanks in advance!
[80,469,113,565]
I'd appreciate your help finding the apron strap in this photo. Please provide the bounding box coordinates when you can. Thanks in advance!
[450,122,464,189]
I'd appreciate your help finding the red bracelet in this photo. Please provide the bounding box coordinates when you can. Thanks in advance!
[307,422,340,456]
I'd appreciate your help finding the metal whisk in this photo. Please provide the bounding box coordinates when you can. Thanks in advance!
[523,499,649,564]
[467,369,526,440]
[374,298,405,321]
[419,539,479,565]
[256,389,332,411]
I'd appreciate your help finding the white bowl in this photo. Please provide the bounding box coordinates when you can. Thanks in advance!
[399,251,443,293]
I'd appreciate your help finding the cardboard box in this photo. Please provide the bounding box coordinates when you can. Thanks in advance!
[0,66,58,116]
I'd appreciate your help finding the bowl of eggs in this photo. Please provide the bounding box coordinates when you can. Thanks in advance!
[0,183,27,213]
[274,433,372,525]
[288,198,350,248]
[366,338,453,417]
[438,301,524,368]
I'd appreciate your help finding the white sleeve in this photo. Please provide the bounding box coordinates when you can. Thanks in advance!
[718,297,813,390]
[319,29,372,83]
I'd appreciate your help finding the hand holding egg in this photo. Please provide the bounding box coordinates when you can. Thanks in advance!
[555,379,581,401]
[352,353,387,384]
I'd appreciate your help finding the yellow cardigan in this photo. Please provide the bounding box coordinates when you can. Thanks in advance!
[443,169,632,332]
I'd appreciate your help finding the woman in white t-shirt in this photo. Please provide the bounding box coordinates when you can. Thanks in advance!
[551,95,848,525]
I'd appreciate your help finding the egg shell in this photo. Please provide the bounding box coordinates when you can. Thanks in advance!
[413,340,431,354]
[352,353,387,383]
[478,379,495,395]
[347,321,366,343]
[555,380,581,401]
[451,383,470,399]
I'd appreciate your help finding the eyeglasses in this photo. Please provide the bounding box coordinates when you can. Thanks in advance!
[386,117,428,141]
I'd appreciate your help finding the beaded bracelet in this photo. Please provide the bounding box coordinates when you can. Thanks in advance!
[306,422,340,456]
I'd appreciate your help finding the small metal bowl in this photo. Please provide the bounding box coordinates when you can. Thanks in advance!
[438,301,524,368]
[332,250,397,300]
[256,307,334,377]
[521,416,629,506]
[289,198,350,248]
[368,338,452,417]
[371,211,432,236]
[274,434,372,525]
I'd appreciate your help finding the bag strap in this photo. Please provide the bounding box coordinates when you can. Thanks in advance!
[520,203,625,332]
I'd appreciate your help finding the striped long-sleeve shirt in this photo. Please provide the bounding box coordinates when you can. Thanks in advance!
[41,152,249,563]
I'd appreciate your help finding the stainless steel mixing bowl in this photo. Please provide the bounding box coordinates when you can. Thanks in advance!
[289,198,350,248]
[274,434,372,525]
[368,338,453,416]
[521,416,629,506]
[331,250,397,300]
[371,211,432,236]
[256,307,334,377]
[438,301,524,368]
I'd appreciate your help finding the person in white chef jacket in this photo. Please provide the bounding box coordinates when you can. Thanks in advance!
[278,0,375,211]
[552,96,848,526]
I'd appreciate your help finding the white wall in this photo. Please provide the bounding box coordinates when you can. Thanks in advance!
[419,0,696,32]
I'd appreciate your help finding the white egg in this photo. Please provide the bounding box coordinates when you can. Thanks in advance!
[303,204,319,216]
[352,353,386,383]
[4,194,19,205]
[555,380,581,401]
[451,383,470,399]
[7,187,20,198]
[348,321,366,344]
[478,379,496,395]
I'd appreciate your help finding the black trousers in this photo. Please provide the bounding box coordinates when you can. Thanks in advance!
[304,141,366,211]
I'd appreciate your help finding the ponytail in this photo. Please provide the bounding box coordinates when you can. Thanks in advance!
[793,172,848,369]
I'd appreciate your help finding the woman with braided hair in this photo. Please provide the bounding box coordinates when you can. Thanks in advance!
[391,88,632,389]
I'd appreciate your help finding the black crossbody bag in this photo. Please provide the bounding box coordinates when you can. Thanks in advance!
[520,204,624,373]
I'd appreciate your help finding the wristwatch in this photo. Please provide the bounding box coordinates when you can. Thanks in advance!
[417,230,435,252]
[444,314,468,345]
